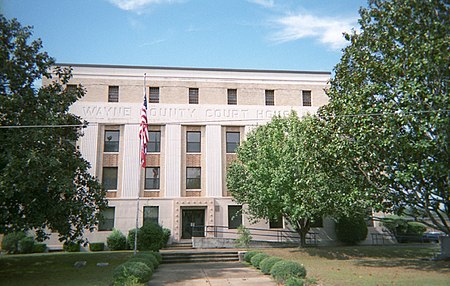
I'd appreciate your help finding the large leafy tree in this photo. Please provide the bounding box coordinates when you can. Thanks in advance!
[227,113,371,246]
[321,0,449,233]
[0,16,107,242]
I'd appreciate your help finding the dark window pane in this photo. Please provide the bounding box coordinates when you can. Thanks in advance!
[189,88,199,104]
[227,89,237,105]
[187,131,201,153]
[102,167,118,190]
[269,214,283,228]
[265,90,274,106]
[99,207,115,231]
[228,205,242,229]
[186,167,201,189]
[104,130,120,152]
[310,216,323,228]
[149,87,159,103]
[145,167,160,190]
[143,206,159,225]
[302,90,312,106]
[226,132,240,153]
[108,86,119,102]
[148,131,161,152]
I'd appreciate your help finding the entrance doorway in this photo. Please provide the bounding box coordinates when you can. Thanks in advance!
[181,208,205,239]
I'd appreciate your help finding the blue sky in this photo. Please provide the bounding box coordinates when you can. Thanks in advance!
[2,0,367,72]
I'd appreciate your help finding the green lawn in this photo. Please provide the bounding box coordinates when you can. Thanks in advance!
[0,251,132,286]
[261,245,450,286]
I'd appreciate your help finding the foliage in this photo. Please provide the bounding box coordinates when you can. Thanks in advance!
[381,216,426,242]
[259,256,283,275]
[243,251,260,263]
[32,243,47,253]
[320,0,450,233]
[161,228,171,248]
[250,253,269,268]
[285,277,305,286]
[89,242,105,252]
[127,257,155,272]
[18,236,35,254]
[1,232,26,254]
[227,113,371,246]
[134,252,160,268]
[113,261,152,284]
[63,242,80,252]
[335,215,368,245]
[0,16,107,243]
[107,228,128,250]
[235,225,252,248]
[128,223,164,252]
[270,260,307,284]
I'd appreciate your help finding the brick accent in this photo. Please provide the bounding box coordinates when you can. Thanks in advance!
[103,154,119,166]
[144,191,160,198]
[186,191,201,197]
[186,154,201,166]
[106,191,117,198]
[146,154,160,166]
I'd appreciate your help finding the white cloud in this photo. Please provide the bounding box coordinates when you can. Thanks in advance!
[247,0,275,8]
[108,0,180,11]
[272,13,357,50]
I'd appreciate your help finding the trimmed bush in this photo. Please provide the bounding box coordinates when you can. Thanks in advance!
[128,223,165,251]
[128,257,155,272]
[32,243,47,253]
[134,252,160,268]
[271,260,307,284]
[18,236,35,254]
[382,216,427,243]
[260,256,283,274]
[107,228,128,250]
[89,242,105,252]
[250,253,269,268]
[162,228,171,248]
[285,277,305,286]
[243,251,260,263]
[113,261,152,284]
[335,215,368,245]
[64,242,80,252]
[1,232,27,254]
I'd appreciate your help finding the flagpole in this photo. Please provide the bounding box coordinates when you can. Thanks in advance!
[135,73,147,256]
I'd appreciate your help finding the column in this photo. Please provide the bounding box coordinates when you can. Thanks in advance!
[165,124,181,197]
[205,125,222,197]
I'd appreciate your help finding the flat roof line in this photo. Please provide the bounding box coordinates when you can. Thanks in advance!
[55,63,331,75]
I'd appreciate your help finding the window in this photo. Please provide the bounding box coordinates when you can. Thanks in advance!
[149,87,159,103]
[227,89,237,105]
[226,132,240,153]
[145,167,160,190]
[66,84,77,92]
[108,86,119,102]
[104,130,120,152]
[186,131,201,153]
[143,206,159,225]
[148,131,161,152]
[98,207,115,231]
[186,167,201,189]
[269,214,283,228]
[265,90,274,106]
[302,90,312,106]
[310,216,323,228]
[102,167,118,190]
[228,205,242,229]
[189,88,199,104]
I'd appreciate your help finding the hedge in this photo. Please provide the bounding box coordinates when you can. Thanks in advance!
[270,260,307,284]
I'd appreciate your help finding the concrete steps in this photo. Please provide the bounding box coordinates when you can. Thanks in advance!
[161,250,239,264]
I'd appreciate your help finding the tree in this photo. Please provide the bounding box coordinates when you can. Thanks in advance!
[320,0,449,233]
[0,16,107,243]
[227,113,371,246]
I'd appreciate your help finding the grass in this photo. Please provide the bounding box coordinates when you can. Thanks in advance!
[0,251,132,286]
[260,244,450,286]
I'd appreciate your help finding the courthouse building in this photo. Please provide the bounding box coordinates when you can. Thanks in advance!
[44,64,383,247]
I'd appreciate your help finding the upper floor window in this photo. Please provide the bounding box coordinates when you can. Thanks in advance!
[102,167,118,191]
[186,167,201,189]
[143,206,159,225]
[149,87,159,103]
[302,90,312,106]
[108,86,119,102]
[227,89,237,105]
[66,84,77,93]
[226,132,240,153]
[265,90,274,106]
[148,131,161,153]
[189,88,199,104]
[145,167,160,190]
[104,130,120,152]
[186,131,201,153]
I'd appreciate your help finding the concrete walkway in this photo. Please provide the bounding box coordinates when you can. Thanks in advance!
[149,262,278,286]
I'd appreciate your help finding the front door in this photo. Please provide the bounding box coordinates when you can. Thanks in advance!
[181,209,205,239]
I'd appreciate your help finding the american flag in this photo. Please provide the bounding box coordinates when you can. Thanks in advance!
[139,91,148,168]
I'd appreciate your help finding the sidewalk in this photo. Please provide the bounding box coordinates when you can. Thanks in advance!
[149,261,278,286]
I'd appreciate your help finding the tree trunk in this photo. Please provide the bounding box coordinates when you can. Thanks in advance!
[294,218,310,247]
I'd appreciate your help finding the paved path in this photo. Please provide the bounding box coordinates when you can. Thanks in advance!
[149,262,278,286]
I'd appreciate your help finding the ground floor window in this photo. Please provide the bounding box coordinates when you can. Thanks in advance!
[98,207,115,231]
[228,205,242,229]
[269,214,284,229]
[143,206,159,225]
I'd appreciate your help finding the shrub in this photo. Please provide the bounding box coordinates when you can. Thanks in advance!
[134,252,160,268]
[381,216,427,243]
[250,253,269,268]
[113,261,152,284]
[1,232,27,254]
[259,256,283,275]
[32,243,47,253]
[161,228,171,248]
[89,242,105,252]
[285,277,305,286]
[107,228,128,250]
[243,251,260,263]
[128,257,155,272]
[235,225,252,248]
[18,236,35,254]
[271,260,307,284]
[64,242,80,252]
[128,223,164,251]
[335,215,368,245]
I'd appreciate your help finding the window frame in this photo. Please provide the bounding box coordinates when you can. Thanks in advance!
[108,86,119,102]
[227,89,237,105]
[186,167,201,189]
[228,205,242,229]
[302,90,312,106]
[104,130,120,152]
[143,206,159,225]
[226,132,240,153]
[102,167,118,191]
[145,167,160,190]
[98,207,115,231]
[265,90,274,106]
[148,130,161,153]
[186,131,201,153]
[149,87,159,103]
[269,214,284,229]
[189,88,199,104]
